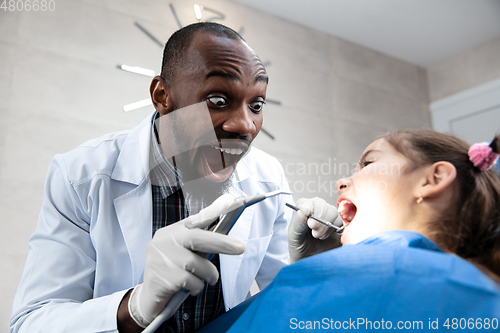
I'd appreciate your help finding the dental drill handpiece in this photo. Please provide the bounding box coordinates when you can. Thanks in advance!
[142,190,292,333]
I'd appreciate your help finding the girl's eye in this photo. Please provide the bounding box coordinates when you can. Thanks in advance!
[249,101,265,112]
[208,96,228,107]
[359,160,373,169]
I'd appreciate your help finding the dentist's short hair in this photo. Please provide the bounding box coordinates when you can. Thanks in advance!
[160,22,244,84]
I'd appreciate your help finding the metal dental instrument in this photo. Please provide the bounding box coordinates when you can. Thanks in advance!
[285,203,344,233]
[142,190,292,333]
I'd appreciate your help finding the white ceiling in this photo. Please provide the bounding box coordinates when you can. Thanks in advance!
[231,0,500,68]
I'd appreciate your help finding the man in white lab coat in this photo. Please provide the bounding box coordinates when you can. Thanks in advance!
[10,23,295,333]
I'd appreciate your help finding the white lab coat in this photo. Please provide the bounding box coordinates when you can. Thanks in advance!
[10,112,292,333]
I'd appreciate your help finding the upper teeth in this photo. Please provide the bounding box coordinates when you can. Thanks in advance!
[213,146,244,155]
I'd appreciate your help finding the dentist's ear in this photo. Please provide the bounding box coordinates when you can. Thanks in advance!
[150,76,175,115]
[417,161,457,200]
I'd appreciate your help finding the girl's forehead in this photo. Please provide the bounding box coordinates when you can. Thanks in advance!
[362,138,407,160]
[363,138,388,154]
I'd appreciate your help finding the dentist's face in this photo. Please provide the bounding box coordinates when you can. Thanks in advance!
[157,32,267,183]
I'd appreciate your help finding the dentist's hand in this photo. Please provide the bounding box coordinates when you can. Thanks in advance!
[288,197,342,263]
[126,194,245,328]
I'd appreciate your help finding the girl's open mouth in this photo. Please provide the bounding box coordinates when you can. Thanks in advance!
[338,200,357,226]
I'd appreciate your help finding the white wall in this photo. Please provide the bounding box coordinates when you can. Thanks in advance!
[431,78,500,145]
[428,35,500,161]
[428,36,500,102]
[0,0,431,329]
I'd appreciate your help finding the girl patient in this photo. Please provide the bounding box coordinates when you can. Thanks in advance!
[227,129,500,332]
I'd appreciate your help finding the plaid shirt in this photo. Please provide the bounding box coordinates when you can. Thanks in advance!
[150,114,225,333]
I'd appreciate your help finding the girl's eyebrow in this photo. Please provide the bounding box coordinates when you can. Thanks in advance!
[359,149,381,162]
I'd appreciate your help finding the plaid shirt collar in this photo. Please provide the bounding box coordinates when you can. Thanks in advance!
[149,112,184,199]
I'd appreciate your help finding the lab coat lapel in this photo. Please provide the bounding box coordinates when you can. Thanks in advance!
[114,180,152,286]
[112,112,155,286]
[112,113,153,185]
[220,183,256,310]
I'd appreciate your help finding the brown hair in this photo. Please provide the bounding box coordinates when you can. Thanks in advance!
[381,129,500,276]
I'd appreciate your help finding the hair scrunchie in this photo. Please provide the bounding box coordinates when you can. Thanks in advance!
[468,142,499,171]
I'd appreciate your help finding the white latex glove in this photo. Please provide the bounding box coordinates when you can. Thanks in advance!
[288,197,342,264]
[129,194,245,327]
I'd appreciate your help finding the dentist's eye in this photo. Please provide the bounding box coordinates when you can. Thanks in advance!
[208,96,228,107]
[249,101,265,113]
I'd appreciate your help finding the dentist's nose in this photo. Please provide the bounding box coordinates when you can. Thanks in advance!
[222,107,257,137]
